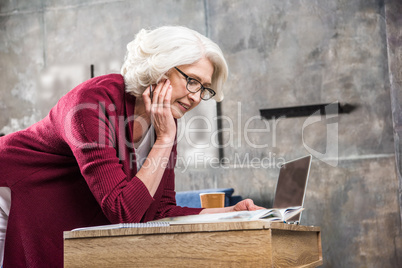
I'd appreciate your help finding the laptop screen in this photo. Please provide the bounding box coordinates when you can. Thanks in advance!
[273,155,312,223]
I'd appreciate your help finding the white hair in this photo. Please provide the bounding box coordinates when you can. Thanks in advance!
[121,26,228,102]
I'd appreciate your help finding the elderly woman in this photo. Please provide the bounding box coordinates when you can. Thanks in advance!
[0,26,260,266]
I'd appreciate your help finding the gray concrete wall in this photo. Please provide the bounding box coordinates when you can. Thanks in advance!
[385,0,402,226]
[1,0,401,267]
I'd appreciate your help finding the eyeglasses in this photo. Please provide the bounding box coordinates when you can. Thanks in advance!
[174,67,216,101]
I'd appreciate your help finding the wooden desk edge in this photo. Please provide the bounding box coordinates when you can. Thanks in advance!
[298,259,324,268]
[64,221,321,240]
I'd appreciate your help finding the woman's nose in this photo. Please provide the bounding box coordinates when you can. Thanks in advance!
[188,90,202,103]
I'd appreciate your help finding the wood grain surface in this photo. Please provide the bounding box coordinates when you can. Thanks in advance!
[64,221,323,267]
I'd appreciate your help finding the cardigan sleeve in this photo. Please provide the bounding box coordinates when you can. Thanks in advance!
[59,78,154,223]
[153,145,203,220]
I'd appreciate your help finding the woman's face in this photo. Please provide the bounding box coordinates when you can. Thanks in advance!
[168,57,214,119]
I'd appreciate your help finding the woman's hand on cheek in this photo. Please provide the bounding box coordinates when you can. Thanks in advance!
[143,80,176,145]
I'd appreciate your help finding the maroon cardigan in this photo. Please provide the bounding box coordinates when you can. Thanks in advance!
[0,74,202,267]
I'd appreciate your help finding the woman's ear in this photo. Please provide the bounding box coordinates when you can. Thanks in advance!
[165,67,175,77]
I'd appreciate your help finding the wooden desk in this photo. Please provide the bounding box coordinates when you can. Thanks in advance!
[64,221,322,267]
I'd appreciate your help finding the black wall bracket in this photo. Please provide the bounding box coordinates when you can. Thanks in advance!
[259,102,356,120]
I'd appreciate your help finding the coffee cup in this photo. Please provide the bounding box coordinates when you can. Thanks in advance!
[199,192,225,208]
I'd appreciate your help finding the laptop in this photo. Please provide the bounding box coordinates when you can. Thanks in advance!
[273,155,312,224]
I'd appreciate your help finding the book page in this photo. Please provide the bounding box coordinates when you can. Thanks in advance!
[276,206,304,222]
[153,208,302,225]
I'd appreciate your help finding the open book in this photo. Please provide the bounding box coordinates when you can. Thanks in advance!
[152,206,304,225]
[70,207,304,231]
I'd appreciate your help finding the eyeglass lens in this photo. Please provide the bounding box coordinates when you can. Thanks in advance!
[186,79,213,100]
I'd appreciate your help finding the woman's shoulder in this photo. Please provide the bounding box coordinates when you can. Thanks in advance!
[62,74,129,105]
[89,73,125,87]
[49,73,134,122]
[78,73,125,97]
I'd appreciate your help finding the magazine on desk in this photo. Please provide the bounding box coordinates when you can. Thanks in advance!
[152,206,304,225]
[71,206,304,231]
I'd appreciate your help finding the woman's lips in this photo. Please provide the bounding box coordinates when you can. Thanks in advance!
[177,101,190,112]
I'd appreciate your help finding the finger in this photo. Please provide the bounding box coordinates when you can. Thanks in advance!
[248,202,265,211]
[234,200,248,211]
[245,199,255,210]
[157,80,171,114]
[143,86,152,113]
[162,85,173,116]
[158,80,170,103]
[149,81,165,118]
[242,199,258,211]
[164,85,172,106]
[152,80,164,104]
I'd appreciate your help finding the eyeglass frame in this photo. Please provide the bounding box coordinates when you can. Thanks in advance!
[174,67,216,101]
